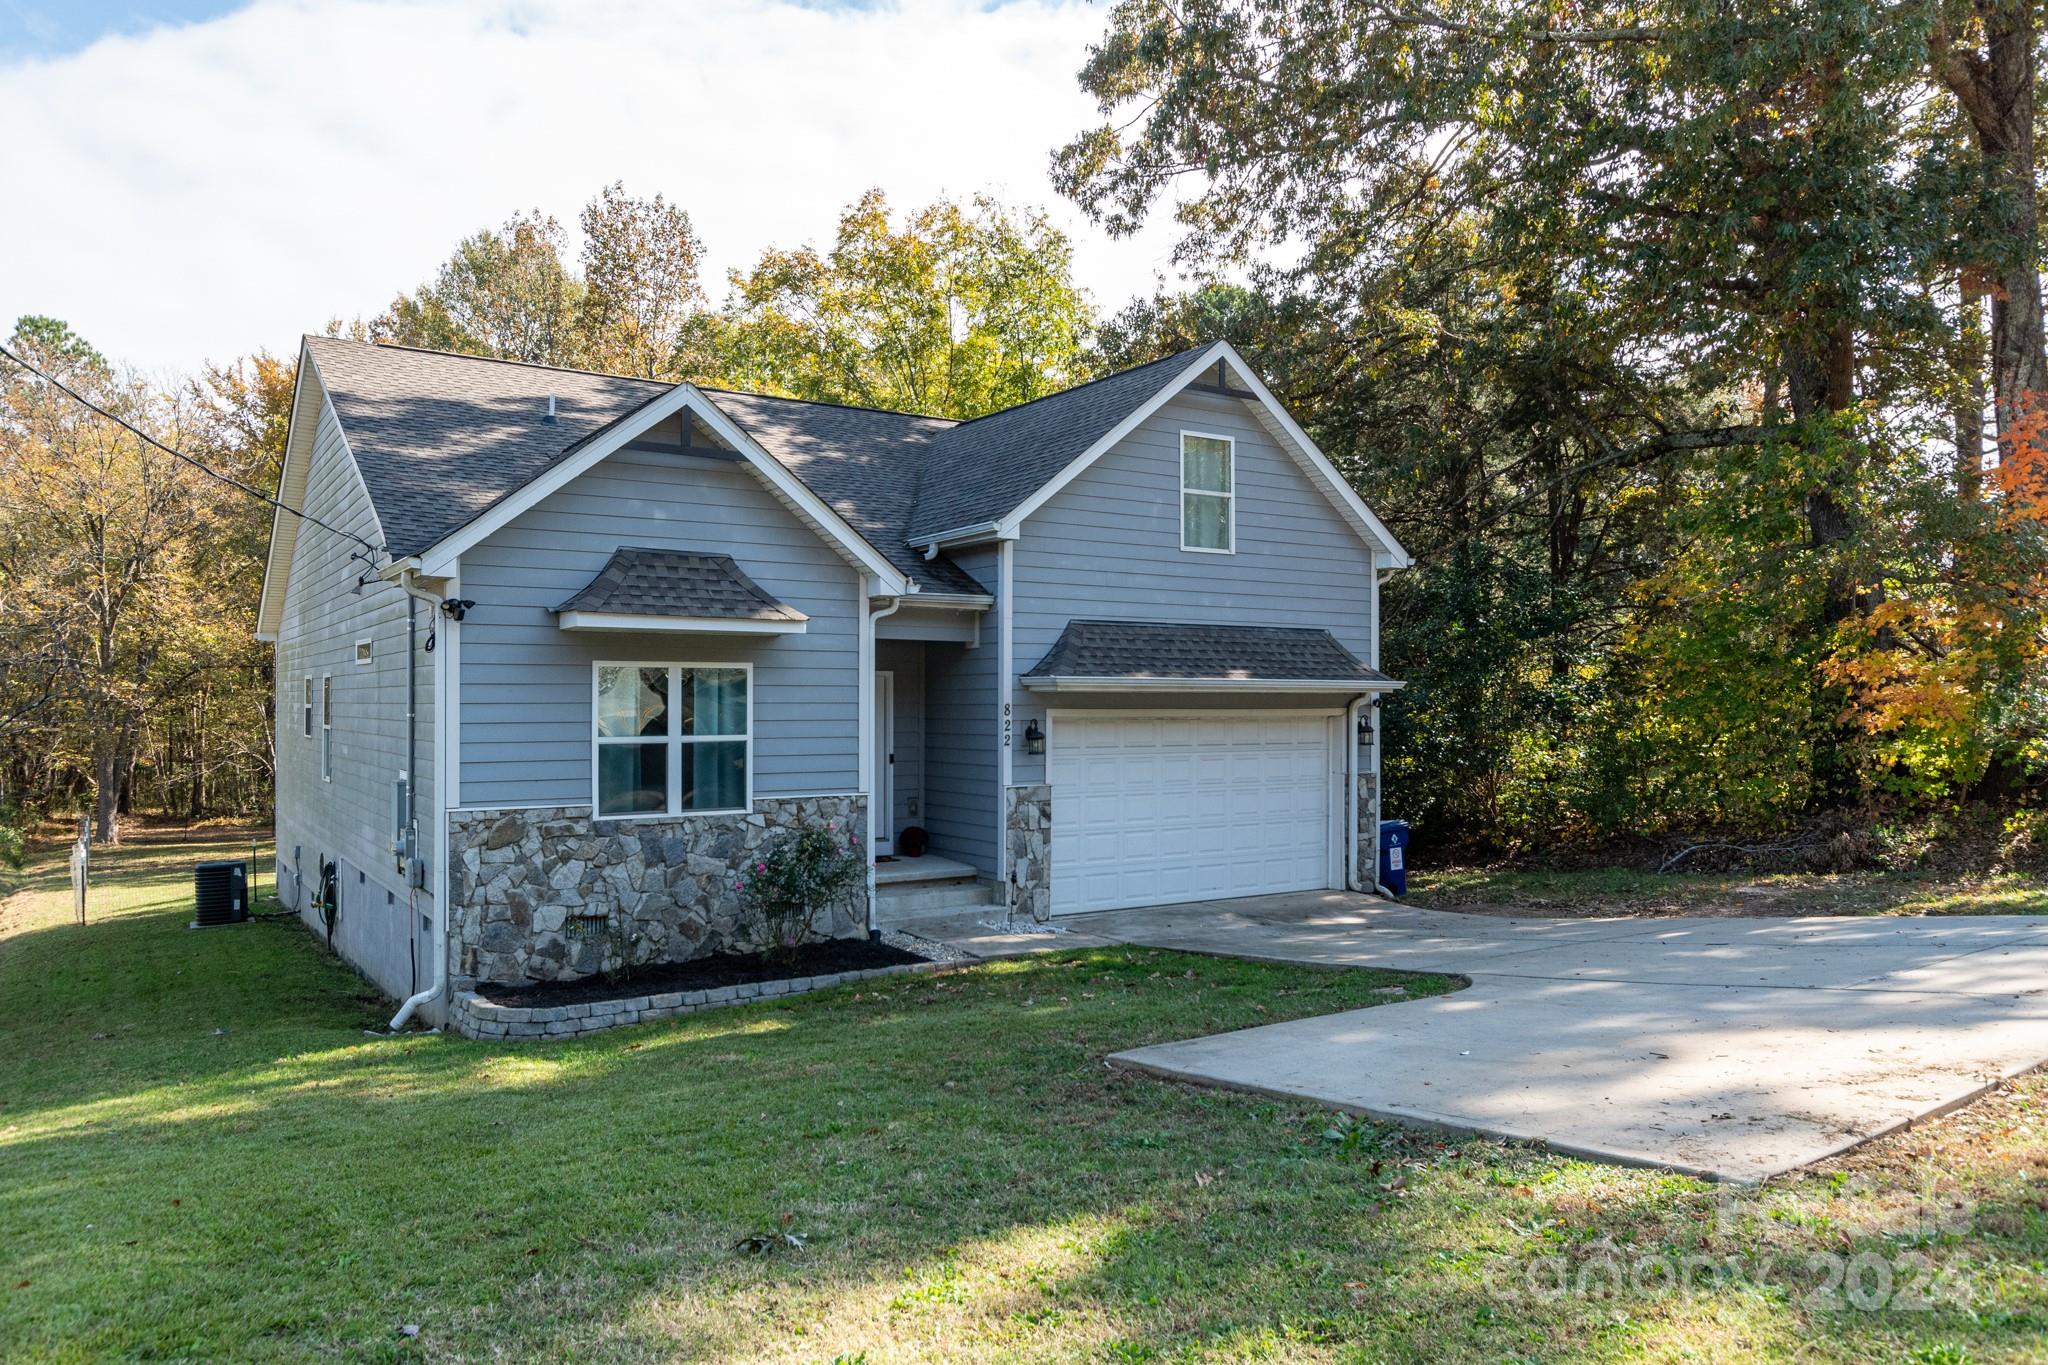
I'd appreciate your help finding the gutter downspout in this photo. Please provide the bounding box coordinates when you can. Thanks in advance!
[390,571,447,1031]
[864,592,907,937]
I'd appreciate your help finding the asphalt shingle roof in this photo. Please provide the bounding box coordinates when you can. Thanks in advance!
[553,548,808,623]
[306,336,667,560]
[904,346,1212,542]
[1022,620,1392,686]
[301,337,1222,597]
[698,389,985,595]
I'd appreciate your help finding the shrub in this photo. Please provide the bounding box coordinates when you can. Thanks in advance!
[0,814,23,871]
[734,822,865,960]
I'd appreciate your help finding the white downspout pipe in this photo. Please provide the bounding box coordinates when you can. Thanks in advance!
[390,571,450,1031]
[864,593,906,937]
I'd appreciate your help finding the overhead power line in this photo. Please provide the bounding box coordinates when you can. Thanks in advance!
[0,342,385,561]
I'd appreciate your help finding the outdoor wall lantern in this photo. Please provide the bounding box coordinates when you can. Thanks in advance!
[1024,719,1046,756]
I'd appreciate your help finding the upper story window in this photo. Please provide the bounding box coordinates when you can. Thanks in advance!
[302,678,313,738]
[594,664,750,818]
[1181,431,1235,554]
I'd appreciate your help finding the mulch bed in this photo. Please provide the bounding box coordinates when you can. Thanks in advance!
[476,936,928,1008]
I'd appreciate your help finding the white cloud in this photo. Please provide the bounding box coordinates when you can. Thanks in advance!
[1,0,1192,374]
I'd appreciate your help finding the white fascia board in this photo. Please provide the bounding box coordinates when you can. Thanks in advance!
[555,611,808,635]
[1022,676,1406,693]
[415,385,911,595]
[893,592,994,611]
[254,342,324,640]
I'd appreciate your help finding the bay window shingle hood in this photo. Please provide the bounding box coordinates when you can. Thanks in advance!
[552,547,809,635]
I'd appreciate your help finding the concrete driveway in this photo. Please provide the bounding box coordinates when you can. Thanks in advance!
[1040,892,2048,1182]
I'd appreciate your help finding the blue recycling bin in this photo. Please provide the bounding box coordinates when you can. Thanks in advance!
[1378,820,1410,896]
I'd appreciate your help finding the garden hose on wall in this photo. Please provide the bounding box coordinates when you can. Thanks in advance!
[318,858,339,947]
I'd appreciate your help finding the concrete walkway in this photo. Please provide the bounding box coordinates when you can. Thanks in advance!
[937,893,2048,1181]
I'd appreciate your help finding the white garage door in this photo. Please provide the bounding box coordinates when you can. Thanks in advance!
[1048,712,1337,915]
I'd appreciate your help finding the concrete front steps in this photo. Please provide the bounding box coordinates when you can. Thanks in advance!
[874,855,996,927]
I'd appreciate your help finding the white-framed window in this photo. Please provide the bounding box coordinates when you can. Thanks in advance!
[320,675,333,782]
[302,677,313,738]
[355,639,373,665]
[592,662,751,819]
[1181,430,1235,553]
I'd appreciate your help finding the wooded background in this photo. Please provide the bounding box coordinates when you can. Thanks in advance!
[4,0,2044,862]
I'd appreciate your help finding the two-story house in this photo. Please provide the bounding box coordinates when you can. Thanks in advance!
[258,336,1408,1026]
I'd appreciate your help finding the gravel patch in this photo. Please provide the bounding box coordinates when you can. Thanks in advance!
[880,929,976,963]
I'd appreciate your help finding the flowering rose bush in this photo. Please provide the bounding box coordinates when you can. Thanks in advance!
[733,820,866,960]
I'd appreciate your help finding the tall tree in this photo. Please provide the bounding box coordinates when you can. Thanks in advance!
[375,210,585,366]
[578,182,707,379]
[1927,0,2047,455]
[707,190,1093,417]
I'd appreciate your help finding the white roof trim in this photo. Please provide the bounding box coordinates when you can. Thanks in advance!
[1023,676,1406,693]
[996,340,1412,568]
[415,384,911,594]
[255,345,390,640]
[556,611,807,636]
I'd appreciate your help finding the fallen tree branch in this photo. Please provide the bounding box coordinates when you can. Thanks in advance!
[1657,834,1824,874]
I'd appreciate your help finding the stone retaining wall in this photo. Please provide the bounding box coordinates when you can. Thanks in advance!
[448,958,949,1041]
[1004,783,1052,921]
[448,795,868,989]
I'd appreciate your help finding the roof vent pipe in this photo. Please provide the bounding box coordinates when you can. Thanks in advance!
[543,393,557,424]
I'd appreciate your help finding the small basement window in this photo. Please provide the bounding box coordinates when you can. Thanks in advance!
[1181,431,1235,553]
[593,663,750,818]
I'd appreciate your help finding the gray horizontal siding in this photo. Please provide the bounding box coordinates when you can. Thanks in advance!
[876,639,925,837]
[920,544,999,873]
[274,395,436,1005]
[1010,389,1376,784]
[457,447,861,808]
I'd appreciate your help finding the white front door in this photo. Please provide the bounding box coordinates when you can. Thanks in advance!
[1048,712,1335,915]
[872,670,895,855]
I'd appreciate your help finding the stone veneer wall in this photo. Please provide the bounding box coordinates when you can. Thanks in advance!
[1004,783,1052,921]
[448,795,867,988]
[1352,767,1381,891]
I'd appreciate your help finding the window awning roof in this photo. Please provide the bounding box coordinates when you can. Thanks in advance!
[1021,620,1400,693]
[553,547,809,635]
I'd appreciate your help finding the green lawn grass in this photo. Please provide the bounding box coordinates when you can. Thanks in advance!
[1411,864,2048,919]
[3,833,2044,1361]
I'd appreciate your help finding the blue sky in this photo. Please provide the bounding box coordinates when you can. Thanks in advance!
[0,1,245,58]
[0,0,1191,374]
